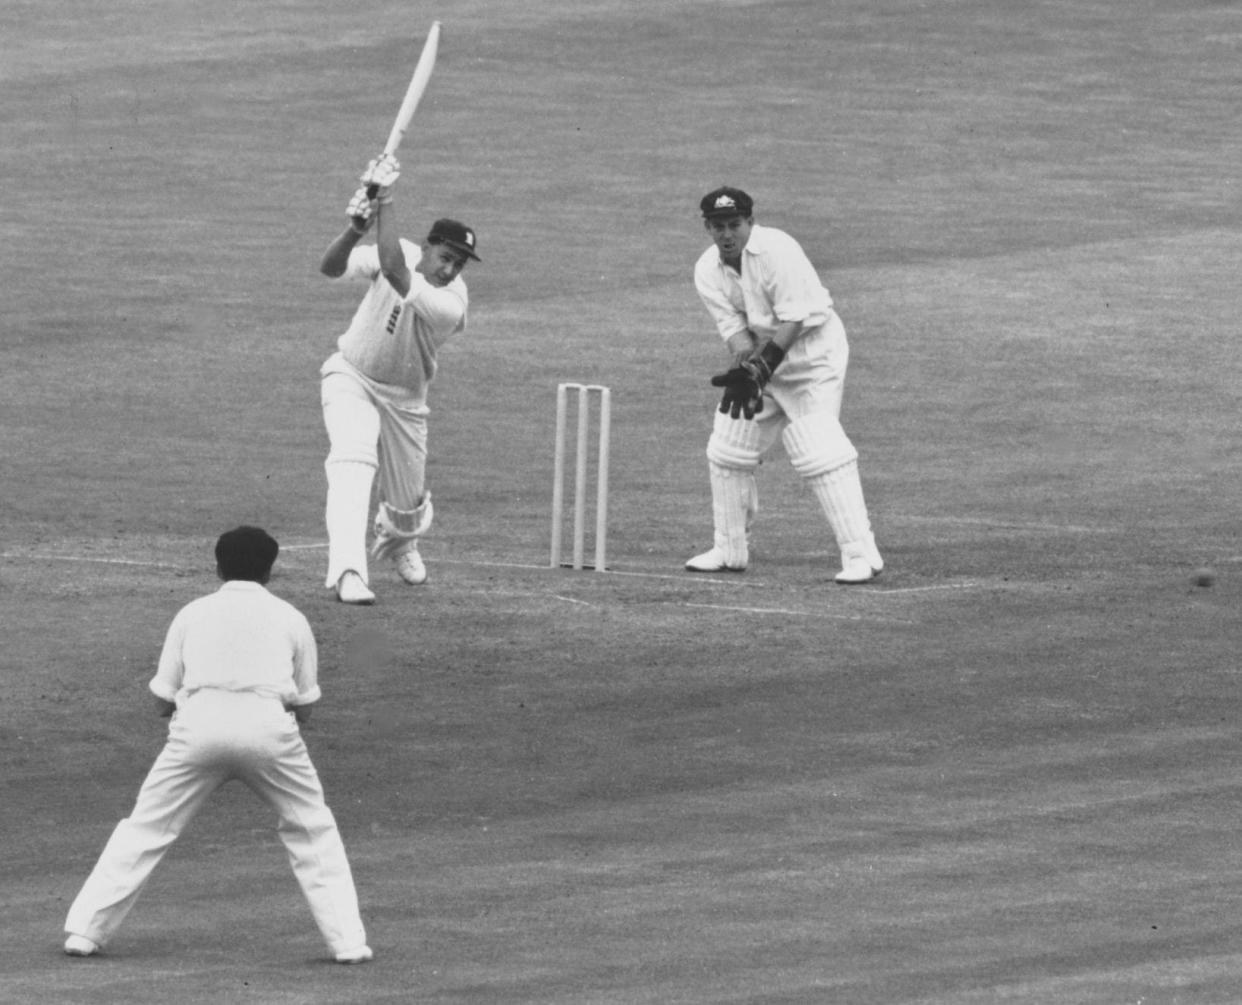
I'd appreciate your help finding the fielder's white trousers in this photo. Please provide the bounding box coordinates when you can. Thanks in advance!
[64,691,368,957]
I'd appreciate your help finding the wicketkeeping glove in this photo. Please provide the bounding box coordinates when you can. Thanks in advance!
[709,341,787,420]
[745,340,787,386]
[710,366,764,420]
[346,187,375,234]
[361,153,400,203]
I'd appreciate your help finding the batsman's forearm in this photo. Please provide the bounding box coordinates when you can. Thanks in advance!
[769,320,805,353]
[375,202,411,297]
[726,330,754,363]
[320,228,364,277]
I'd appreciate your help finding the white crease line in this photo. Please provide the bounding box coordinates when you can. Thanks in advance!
[212,544,786,587]
[683,602,818,616]
[1,552,182,570]
[871,582,981,595]
[895,516,1114,534]
[681,602,915,624]
[608,568,748,585]
[551,594,594,606]
[437,556,751,585]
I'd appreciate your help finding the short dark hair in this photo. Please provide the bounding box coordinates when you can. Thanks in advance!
[214,526,279,582]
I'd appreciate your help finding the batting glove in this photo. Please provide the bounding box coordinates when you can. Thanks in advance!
[346,187,375,234]
[361,153,401,203]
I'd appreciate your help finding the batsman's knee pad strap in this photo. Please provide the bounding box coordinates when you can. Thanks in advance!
[376,494,433,538]
[371,495,433,562]
[782,413,857,478]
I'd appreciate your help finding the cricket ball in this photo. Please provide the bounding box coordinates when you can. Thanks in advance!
[1193,567,1216,588]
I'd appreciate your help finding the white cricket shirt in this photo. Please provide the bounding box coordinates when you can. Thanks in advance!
[148,581,321,708]
[694,223,833,345]
[334,238,468,395]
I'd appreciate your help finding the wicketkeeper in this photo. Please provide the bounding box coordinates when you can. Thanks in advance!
[318,153,480,604]
[686,186,883,583]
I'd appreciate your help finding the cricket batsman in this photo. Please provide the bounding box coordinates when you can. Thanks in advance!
[685,186,884,583]
[318,153,480,604]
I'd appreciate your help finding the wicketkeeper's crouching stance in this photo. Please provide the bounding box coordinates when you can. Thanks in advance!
[686,187,883,584]
[318,153,479,604]
[62,527,372,963]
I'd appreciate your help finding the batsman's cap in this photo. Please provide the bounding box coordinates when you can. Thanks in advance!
[700,186,754,219]
[427,218,481,261]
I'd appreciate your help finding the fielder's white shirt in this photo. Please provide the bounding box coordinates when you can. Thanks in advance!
[694,223,834,345]
[334,239,468,395]
[149,581,321,708]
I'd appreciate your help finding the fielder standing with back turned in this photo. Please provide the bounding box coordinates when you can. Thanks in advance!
[686,187,883,583]
[318,153,480,604]
[62,526,371,963]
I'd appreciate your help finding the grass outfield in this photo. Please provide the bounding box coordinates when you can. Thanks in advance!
[3,1,1242,1002]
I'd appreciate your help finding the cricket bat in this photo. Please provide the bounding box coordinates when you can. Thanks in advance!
[367,21,441,195]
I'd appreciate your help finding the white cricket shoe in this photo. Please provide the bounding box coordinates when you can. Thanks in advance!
[834,538,884,585]
[335,945,374,964]
[336,571,376,605]
[64,935,99,957]
[684,546,746,573]
[395,545,428,585]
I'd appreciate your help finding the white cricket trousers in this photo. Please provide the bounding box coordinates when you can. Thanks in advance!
[64,690,368,956]
[320,353,430,587]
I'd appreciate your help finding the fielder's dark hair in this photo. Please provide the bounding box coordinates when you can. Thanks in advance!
[214,526,279,582]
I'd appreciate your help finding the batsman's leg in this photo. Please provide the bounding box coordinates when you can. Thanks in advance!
[782,412,883,583]
[321,373,381,598]
[372,494,433,584]
[373,399,431,584]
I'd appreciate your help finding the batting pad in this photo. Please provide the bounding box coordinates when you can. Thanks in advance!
[324,460,375,587]
[781,412,858,478]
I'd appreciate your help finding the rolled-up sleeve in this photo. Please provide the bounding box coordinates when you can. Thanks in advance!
[695,255,749,344]
[764,232,831,328]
